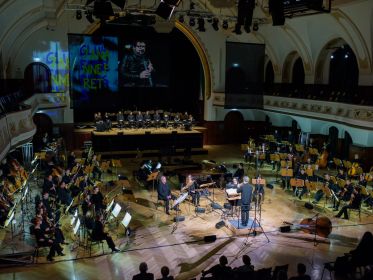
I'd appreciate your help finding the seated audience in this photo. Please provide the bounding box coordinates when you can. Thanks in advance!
[133,262,154,280]
[201,255,233,280]
[289,263,310,280]
[156,266,174,280]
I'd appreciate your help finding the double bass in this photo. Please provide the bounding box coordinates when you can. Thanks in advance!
[284,216,332,238]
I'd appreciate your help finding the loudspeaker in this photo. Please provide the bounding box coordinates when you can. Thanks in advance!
[204,235,217,243]
[172,131,178,134]
[196,207,205,213]
[305,202,314,210]
[266,184,274,189]
[145,131,151,135]
[215,221,225,229]
[118,132,123,135]
[173,216,185,222]
[211,202,222,209]
[280,225,291,233]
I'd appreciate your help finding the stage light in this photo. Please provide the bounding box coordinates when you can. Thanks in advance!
[178,14,184,23]
[197,17,205,32]
[76,10,82,20]
[222,20,229,30]
[85,10,95,23]
[253,22,259,31]
[189,17,195,26]
[212,18,219,31]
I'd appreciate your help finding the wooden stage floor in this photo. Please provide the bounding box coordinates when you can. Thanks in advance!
[0,145,372,280]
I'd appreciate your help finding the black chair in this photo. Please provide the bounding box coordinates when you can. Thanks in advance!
[257,267,272,280]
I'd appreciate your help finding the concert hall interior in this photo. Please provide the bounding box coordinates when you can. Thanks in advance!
[1,0,373,279]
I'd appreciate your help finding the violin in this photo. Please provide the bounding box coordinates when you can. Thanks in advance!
[284,216,332,238]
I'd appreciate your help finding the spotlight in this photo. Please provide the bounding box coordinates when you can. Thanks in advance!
[189,17,195,26]
[222,20,229,30]
[85,10,95,23]
[233,23,242,35]
[76,10,82,20]
[178,14,184,23]
[212,18,219,31]
[197,17,205,32]
[253,22,259,31]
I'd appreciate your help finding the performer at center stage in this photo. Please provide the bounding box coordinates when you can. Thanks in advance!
[237,176,253,226]
[157,176,171,215]
[182,174,200,206]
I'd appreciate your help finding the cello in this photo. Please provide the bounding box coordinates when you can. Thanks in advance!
[317,148,329,169]
[284,216,332,238]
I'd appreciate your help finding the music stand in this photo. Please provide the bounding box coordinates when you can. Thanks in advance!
[147,171,159,197]
[121,212,132,237]
[171,192,188,234]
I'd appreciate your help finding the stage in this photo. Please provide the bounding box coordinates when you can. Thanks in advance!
[74,126,205,153]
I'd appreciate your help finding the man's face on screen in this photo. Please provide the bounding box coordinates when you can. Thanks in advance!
[134,42,146,55]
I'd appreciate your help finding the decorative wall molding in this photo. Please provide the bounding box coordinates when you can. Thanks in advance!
[212,93,373,130]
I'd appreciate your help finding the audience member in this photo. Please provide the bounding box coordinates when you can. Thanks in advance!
[289,263,310,280]
[201,255,232,280]
[234,254,254,273]
[156,266,173,280]
[133,262,154,280]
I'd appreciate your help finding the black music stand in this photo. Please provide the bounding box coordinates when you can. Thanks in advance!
[147,171,159,197]
[171,193,187,234]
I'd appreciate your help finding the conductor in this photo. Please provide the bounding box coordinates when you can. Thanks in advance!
[157,176,171,215]
[237,176,253,226]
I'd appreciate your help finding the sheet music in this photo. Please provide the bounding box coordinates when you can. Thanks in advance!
[121,212,132,228]
[226,188,238,196]
[111,203,122,218]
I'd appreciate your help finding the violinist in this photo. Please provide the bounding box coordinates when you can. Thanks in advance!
[43,174,56,197]
[92,214,119,253]
[334,178,354,211]
[90,186,105,214]
[82,194,95,230]
[336,168,346,180]
[41,191,54,220]
[56,181,72,208]
[144,111,151,127]
[91,155,102,181]
[358,174,367,187]
[335,186,362,220]
[62,168,72,185]
[32,217,64,261]
[36,207,67,246]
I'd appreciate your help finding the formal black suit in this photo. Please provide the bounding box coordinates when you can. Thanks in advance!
[132,272,154,280]
[92,220,116,250]
[237,183,253,226]
[157,181,171,213]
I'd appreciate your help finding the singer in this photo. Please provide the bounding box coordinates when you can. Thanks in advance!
[121,40,154,87]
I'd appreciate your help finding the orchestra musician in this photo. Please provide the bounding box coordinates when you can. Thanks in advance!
[90,154,102,181]
[163,112,169,128]
[56,181,73,208]
[233,163,245,180]
[334,178,354,211]
[61,168,72,185]
[43,174,56,197]
[153,111,161,128]
[182,175,200,207]
[136,111,144,128]
[312,173,337,204]
[335,186,362,220]
[274,129,282,142]
[237,176,253,227]
[253,174,265,204]
[67,151,76,170]
[272,146,281,171]
[127,111,135,128]
[104,112,112,130]
[91,214,120,253]
[82,193,95,230]
[358,173,367,187]
[144,111,151,128]
[32,217,64,261]
[157,176,171,215]
[90,186,105,214]
[295,169,308,200]
[225,177,239,213]
[117,110,124,129]
[336,168,347,180]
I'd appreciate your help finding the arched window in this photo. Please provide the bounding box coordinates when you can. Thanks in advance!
[24,62,52,93]
[265,61,274,85]
[292,57,305,85]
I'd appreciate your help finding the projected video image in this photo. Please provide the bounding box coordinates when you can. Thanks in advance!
[69,34,118,102]
[119,40,169,88]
